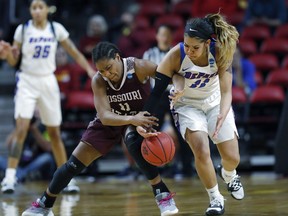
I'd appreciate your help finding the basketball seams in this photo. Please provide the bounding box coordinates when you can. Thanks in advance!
[141,132,175,166]
[143,138,164,165]
[168,134,174,161]
[155,135,167,162]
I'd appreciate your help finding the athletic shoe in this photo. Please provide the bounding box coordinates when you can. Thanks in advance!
[62,178,80,194]
[216,164,244,200]
[22,198,54,216]
[205,195,225,216]
[155,192,179,216]
[1,176,17,194]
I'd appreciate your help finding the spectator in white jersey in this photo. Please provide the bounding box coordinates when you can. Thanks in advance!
[143,24,194,178]
[0,0,96,194]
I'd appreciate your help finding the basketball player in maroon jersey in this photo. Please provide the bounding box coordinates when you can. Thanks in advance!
[22,42,179,216]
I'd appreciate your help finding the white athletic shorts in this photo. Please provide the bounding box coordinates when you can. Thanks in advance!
[172,91,238,144]
[14,72,62,126]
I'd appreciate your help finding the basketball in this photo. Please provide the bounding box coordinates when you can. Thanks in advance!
[141,132,176,166]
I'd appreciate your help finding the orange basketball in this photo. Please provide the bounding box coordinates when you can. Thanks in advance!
[141,132,176,166]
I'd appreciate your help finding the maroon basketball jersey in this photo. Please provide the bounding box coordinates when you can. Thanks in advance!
[101,57,151,116]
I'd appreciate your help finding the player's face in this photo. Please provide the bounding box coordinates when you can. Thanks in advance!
[183,36,210,62]
[30,0,49,23]
[156,26,173,49]
[96,55,122,83]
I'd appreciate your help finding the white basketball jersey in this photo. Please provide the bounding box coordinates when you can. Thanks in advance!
[14,20,69,76]
[177,42,219,100]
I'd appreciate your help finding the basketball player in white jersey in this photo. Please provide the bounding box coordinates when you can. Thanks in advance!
[139,13,244,215]
[0,0,96,194]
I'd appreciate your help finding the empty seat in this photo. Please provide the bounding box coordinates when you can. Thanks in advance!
[154,14,184,30]
[241,25,271,41]
[249,53,279,73]
[266,68,288,88]
[65,91,94,111]
[238,38,257,57]
[254,70,264,86]
[138,3,165,18]
[274,24,288,38]
[247,85,285,154]
[171,0,193,18]
[250,85,285,103]
[232,86,249,125]
[232,86,248,104]
[260,38,288,56]
[282,55,288,68]
[134,16,150,30]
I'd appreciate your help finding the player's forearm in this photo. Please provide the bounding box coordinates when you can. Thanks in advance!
[99,112,133,126]
[219,91,232,119]
[6,51,18,67]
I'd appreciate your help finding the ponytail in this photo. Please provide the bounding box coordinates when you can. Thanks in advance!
[205,13,239,70]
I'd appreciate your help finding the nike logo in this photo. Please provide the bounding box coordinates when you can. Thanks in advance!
[182,67,190,71]
[189,28,198,32]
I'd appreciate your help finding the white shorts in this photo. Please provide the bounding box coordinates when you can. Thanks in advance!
[172,91,238,144]
[14,72,62,126]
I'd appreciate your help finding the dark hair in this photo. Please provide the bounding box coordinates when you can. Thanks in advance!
[184,18,215,41]
[29,0,55,6]
[185,13,239,69]
[92,42,121,64]
[157,24,173,33]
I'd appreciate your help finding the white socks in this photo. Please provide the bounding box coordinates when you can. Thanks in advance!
[5,168,16,180]
[221,168,237,183]
[206,184,222,201]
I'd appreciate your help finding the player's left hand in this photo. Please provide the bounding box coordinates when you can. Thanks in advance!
[212,114,224,139]
[169,89,184,106]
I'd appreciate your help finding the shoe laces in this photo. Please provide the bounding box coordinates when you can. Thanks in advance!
[159,192,176,207]
[210,197,223,207]
[228,175,242,191]
[31,201,41,208]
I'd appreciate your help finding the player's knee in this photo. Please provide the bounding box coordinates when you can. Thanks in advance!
[65,155,86,175]
[124,131,143,150]
[124,131,158,180]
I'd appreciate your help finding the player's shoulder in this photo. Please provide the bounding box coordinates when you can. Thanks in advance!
[164,43,181,61]
[50,21,66,30]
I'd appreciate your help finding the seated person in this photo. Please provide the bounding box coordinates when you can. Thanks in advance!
[232,47,257,95]
[78,15,108,59]
[0,115,56,182]
[243,0,287,28]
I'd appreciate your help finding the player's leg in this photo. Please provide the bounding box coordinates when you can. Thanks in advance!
[22,120,122,216]
[38,74,66,167]
[185,129,225,215]
[175,104,224,215]
[22,141,101,216]
[210,107,244,200]
[2,73,37,193]
[124,126,179,215]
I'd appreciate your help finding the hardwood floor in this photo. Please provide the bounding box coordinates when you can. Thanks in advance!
[1,174,288,216]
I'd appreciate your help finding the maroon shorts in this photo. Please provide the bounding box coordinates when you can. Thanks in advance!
[81,118,126,155]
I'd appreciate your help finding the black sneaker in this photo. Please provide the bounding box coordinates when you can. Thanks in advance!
[216,164,244,200]
[205,195,225,216]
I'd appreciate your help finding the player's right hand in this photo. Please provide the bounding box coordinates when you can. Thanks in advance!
[132,111,159,128]
[0,40,11,60]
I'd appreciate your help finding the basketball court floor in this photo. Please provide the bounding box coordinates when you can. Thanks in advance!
[1,173,287,216]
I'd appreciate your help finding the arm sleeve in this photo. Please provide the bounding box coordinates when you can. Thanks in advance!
[143,72,171,115]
